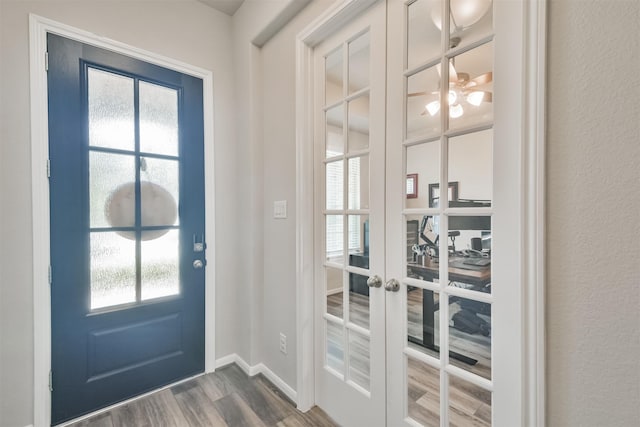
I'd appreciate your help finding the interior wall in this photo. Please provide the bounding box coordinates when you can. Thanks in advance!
[546,0,640,425]
[260,0,334,390]
[0,1,235,426]
[231,0,314,371]
[407,130,492,209]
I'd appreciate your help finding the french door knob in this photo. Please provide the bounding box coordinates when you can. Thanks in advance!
[367,275,383,288]
[385,278,400,292]
[193,260,204,269]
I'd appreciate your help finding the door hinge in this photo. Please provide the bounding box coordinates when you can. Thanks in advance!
[48,265,52,286]
[45,51,49,71]
[46,159,51,178]
[49,370,53,392]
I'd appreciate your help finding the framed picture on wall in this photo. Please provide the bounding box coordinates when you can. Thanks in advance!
[428,181,459,208]
[406,174,418,199]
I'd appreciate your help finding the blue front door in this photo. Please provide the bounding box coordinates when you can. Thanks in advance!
[47,34,206,424]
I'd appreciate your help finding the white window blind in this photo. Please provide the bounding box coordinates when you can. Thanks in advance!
[326,157,362,258]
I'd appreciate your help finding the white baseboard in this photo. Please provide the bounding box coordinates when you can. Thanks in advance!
[326,288,342,296]
[215,354,298,403]
[254,362,298,403]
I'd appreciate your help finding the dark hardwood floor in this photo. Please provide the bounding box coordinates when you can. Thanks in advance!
[67,364,337,427]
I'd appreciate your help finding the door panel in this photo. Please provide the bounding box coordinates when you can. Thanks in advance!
[313,2,387,425]
[48,34,205,424]
[386,0,525,425]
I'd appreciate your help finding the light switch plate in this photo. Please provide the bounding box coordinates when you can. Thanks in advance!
[274,200,287,219]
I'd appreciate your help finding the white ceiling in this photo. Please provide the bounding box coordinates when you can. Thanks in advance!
[197,0,246,16]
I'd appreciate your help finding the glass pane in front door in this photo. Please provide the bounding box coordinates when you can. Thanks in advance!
[88,67,182,310]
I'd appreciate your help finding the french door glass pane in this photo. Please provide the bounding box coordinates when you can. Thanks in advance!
[406,67,441,139]
[141,229,180,301]
[407,0,442,70]
[446,0,493,44]
[327,321,345,375]
[348,215,369,263]
[326,267,344,319]
[348,157,369,210]
[348,95,370,152]
[90,151,135,228]
[326,104,345,157]
[448,374,492,427]
[406,215,440,282]
[348,273,369,329]
[407,356,440,427]
[447,42,494,131]
[407,286,440,360]
[326,215,344,264]
[325,47,344,106]
[449,296,491,380]
[348,331,370,391]
[87,68,134,151]
[326,160,344,210]
[90,232,136,309]
[348,31,370,94]
[448,130,493,206]
[448,215,491,293]
[406,141,440,209]
[139,81,178,156]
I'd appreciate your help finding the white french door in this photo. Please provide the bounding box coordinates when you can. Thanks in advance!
[313,1,530,426]
[313,2,387,425]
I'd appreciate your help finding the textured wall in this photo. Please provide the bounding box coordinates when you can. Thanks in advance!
[546,0,640,425]
[0,1,235,425]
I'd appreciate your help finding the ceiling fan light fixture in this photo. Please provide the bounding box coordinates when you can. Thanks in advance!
[425,101,440,116]
[449,103,464,118]
[448,90,458,104]
[466,91,485,106]
[431,0,493,33]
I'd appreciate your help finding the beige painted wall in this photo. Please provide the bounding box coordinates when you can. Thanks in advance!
[259,0,334,391]
[546,0,640,425]
[0,1,236,425]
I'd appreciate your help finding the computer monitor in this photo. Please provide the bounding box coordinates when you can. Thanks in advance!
[481,231,492,251]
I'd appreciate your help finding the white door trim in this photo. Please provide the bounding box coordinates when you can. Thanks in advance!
[295,0,546,422]
[29,14,216,427]
[294,0,379,412]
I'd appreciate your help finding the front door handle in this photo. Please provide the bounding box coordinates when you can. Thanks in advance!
[385,278,400,292]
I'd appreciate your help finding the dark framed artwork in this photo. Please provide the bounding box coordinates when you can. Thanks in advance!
[406,174,418,199]
[428,181,459,208]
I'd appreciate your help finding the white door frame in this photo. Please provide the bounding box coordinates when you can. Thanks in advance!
[295,0,547,423]
[29,14,216,427]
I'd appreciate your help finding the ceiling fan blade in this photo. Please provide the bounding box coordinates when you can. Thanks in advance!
[407,91,428,97]
[466,71,493,88]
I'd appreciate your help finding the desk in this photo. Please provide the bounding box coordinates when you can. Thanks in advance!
[407,257,491,364]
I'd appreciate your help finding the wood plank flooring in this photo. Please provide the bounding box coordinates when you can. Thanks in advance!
[67,364,337,427]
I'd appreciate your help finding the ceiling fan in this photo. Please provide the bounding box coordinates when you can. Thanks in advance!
[409,62,493,118]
